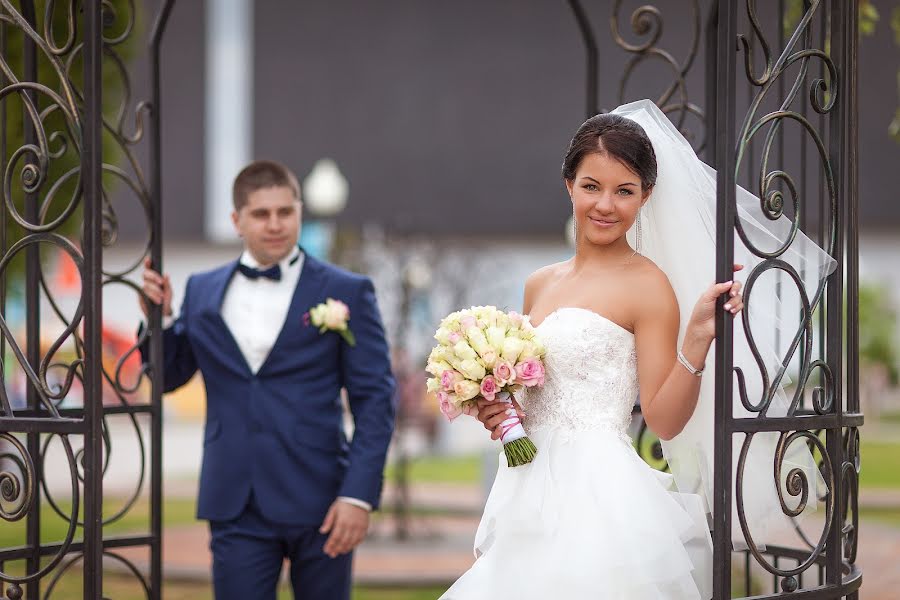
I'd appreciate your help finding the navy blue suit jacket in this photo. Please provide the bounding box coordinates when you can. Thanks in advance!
[144,253,396,526]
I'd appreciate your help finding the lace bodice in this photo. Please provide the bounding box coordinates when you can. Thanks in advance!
[521,307,638,443]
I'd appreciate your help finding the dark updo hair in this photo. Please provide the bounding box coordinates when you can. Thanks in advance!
[562,113,657,192]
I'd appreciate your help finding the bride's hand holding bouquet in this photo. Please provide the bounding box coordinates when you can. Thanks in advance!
[426,306,546,466]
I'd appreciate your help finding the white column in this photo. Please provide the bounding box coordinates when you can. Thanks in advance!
[204,0,254,242]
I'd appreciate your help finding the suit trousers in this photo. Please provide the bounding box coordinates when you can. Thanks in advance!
[209,493,353,600]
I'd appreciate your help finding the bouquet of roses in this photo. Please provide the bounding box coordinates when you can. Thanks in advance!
[426,306,546,467]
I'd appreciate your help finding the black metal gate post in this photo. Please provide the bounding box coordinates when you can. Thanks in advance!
[83,1,104,597]
[148,4,176,595]
[712,0,738,596]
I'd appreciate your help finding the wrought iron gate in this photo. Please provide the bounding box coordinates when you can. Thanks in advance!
[0,0,172,597]
[568,0,861,597]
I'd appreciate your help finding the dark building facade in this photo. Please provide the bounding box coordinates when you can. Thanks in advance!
[123,1,899,242]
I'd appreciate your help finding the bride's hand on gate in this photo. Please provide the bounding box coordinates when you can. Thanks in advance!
[476,398,525,441]
[687,263,745,341]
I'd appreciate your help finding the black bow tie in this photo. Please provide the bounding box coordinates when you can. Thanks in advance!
[237,263,282,281]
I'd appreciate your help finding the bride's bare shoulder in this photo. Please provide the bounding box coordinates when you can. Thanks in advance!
[525,260,567,290]
[629,255,678,307]
[523,260,569,311]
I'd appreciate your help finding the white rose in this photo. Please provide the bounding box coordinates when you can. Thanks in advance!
[434,327,453,345]
[466,327,492,356]
[518,340,538,360]
[309,304,327,327]
[501,337,526,364]
[426,360,453,377]
[485,326,506,353]
[453,340,478,361]
[453,379,481,401]
[323,299,350,330]
[459,359,487,381]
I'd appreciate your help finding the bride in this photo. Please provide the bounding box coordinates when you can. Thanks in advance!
[439,100,833,599]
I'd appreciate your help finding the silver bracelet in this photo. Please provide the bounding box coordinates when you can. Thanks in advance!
[677,349,704,377]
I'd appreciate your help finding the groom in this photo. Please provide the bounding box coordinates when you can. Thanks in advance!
[139,160,396,599]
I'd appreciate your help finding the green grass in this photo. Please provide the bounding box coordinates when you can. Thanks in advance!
[0,497,197,549]
[384,441,900,489]
[386,453,481,484]
[859,440,900,489]
[859,506,900,528]
[877,411,900,425]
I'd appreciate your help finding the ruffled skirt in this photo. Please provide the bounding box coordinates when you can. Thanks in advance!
[440,426,713,599]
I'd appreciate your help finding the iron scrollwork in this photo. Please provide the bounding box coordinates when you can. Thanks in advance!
[730,1,860,596]
[567,0,706,150]
[611,0,705,148]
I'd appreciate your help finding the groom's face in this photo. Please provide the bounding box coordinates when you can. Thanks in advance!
[231,185,302,266]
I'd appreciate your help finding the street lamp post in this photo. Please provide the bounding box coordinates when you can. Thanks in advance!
[302,158,349,260]
[392,254,432,541]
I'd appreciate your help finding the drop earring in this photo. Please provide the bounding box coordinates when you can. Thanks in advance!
[635,205,643,254]
[570,196,577,242]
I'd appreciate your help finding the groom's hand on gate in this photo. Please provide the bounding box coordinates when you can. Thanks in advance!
[476,398,526,441]
[320,500,370,558]
[140,257,173,318]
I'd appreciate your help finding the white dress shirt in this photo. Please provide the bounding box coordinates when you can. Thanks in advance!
[217,247,371,513]
[221,248,305,374]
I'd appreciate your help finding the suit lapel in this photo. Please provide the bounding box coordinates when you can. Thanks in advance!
[200,260,256,376]
[256,253,329,375]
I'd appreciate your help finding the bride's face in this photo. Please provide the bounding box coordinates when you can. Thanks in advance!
[565,152,649,248]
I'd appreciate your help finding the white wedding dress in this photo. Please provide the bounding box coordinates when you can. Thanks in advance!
[440,307,713,599]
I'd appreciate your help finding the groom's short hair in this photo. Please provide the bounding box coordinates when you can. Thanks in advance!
[232,160,301,211]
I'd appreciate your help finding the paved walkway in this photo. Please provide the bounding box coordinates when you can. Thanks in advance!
[109,482,900,597]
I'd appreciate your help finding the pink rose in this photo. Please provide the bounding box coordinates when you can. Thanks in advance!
[515,358,545,387]
[438,392,462,421]
[480,375,498,402]
[493,359,516,386]
[441,369,463,392]
[449,332,462,344]
[460,315,477,329]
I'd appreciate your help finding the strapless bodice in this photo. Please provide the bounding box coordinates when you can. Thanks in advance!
[521,307,638,442]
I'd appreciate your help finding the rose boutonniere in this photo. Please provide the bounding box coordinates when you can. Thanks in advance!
[305,298,356,346]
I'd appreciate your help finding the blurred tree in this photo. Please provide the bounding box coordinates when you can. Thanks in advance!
[857,282,899,386]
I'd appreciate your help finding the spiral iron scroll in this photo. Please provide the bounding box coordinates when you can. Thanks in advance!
[567,0,706,151]
[610,0,706,150]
